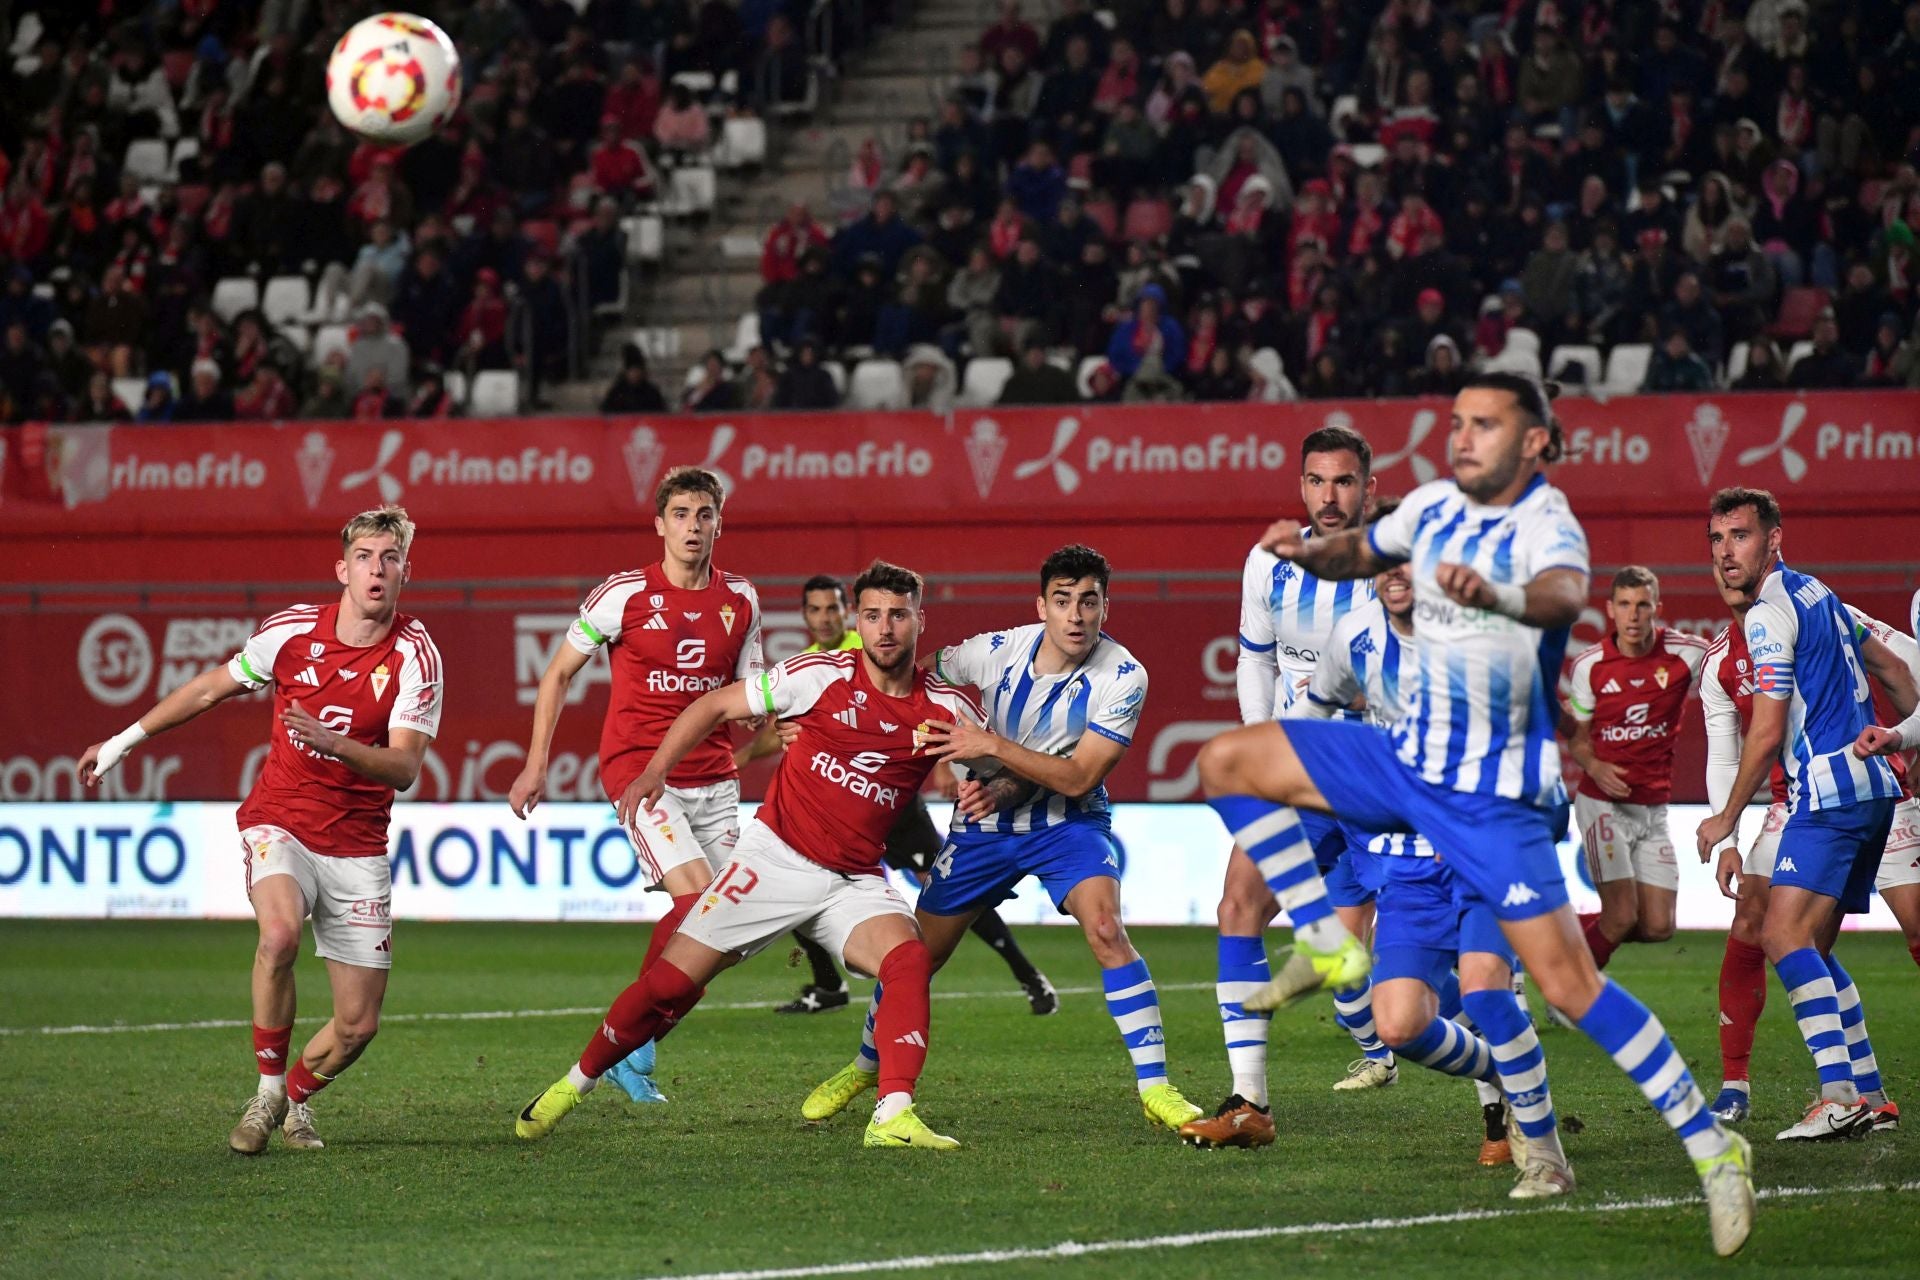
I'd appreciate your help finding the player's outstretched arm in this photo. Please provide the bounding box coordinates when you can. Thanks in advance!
[77,664,250,786]
[283,708,430,790]
[921,720,1127,802]
[1261,521,1390,581]
[509,642,595,818]
[619,681,756,826]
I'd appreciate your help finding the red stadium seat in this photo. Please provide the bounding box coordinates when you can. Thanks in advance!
[1768,286,1829,340]
[1083,197,1118,242]
[1121,197,1172,243]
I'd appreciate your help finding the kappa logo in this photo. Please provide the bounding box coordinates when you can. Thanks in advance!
[1141,1027,1165,1045]
[339,428,407,502]
[1600,678,1621,694]
[989,634,1007,651]
[642,613,668,631]
[1735,400,1809,483]
[1501,882,1541,908]
[1777,858,1797,872]
[295,666,322,687]
[1013,417,1083,493]
[963,418,1008,498]
[308,641,326,659]
[834,707,859,729]
[1117,661,1138,676]
[879,720,899,734]
[1658,1080,1696,1113]
[1273,560,1296,588]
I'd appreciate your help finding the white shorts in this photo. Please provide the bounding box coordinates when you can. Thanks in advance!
[241,824,392,970]
[1742,797,1920,891]
[676,819,914,976]
[1575,795,1678,891]
[622,779,740,887]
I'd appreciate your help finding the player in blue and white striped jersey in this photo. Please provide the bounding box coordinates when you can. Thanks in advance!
[1184,428,1387,1149]
[799,546,1205,1136]
[1196,374,1753,1256]
[1297,525,1567,1188]
[1696,487,1913,1142]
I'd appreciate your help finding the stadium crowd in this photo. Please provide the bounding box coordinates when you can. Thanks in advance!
[0,0,816,424]
[734,0,1920,408]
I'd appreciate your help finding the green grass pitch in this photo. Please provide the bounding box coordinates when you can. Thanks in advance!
[3,921,1917,1279]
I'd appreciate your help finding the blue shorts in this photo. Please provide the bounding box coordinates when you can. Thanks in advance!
[1775,799,1896,914]
[1285,718,1569,922]
[1370,857,1515,989]
[1324,846,1383,909]
[917,820,1120,918]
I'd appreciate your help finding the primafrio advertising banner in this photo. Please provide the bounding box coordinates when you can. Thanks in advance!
[0,801,1903,932]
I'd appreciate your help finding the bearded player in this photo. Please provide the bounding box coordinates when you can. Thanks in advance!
[509,466,763,1103]
[1562,567,1708,970]
[516,561,984,1149]
[78,506,443,1156]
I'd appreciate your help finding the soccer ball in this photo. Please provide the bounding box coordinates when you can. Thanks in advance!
[325,12,462,147]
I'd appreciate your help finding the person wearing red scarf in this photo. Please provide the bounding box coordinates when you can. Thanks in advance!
[1386,191,1442,260]
[760,202,828,286]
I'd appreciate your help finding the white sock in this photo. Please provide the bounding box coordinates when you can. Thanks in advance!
[873,1090,912,1123]
[1474,1079,1502,1107]
[1719,1079,1750,1098]
[1296,914,1353,953]
[258,1074,287,1101]
[566,1064,598,1094]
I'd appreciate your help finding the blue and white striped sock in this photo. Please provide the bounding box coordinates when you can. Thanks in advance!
[1462,989,1560,1154]
[1104,957,1169,1094]
[1775,947,1855,1101]
[1333,976,1393,1062]
[1217,935,1272,1105]
[1825,952,1884,1103]
[853,983,881,1074]
[1394,1014,1497,1082]
[1577,978,1728,1161]
[1207,797,1343,948]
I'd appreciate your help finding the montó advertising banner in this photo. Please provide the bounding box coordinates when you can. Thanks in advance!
[6,800,1898,932]
[3,393,1916,535]
[16,584,1907,808]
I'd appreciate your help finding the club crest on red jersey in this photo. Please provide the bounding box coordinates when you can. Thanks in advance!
[371,663,391,699]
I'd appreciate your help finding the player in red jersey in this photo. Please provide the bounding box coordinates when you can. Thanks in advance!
[1562,566,1708,968]
[515,561,985,1150]
[509,465,763,1103]
[77,506,443,1155]
[1696,490,1920,1127]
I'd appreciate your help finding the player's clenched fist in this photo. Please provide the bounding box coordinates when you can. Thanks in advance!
[617,769,668,829]
[1435,561,1495,609]
[1853,725,1907,758]
[1258,520,1307,559]
[508,761,545,819]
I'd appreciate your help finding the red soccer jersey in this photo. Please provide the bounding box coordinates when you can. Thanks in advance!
[1702,623,1790,805]
[230,603,445,856]
[751,650,984,875]
[1565,627,1707,805]
[570,563,764,797]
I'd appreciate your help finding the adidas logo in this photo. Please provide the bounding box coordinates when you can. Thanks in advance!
[1777,858,1797,872]
[893,1030,927,1048]
[834,708,858,729]
[1501,882,1541,908]
[879,720,899,734]
[295,667,321,687]
[375,935,391,953]
[601,1022,620,1044]
[642,613,668,630]
[255,1048,281,1062]
[1600,678,1621,694]
[1719,1011,1733,1026]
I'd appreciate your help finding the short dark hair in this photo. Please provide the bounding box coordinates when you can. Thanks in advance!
[1459,372,1566,463]
[654,465,725,516]
[801,574,846,605]
[1370,495,1401,521]
[852,559,923,604]
[1039,544,1111,594]
[1709,486,1782,531]
[1300,425,1372,474]
[1611,565,1660,596]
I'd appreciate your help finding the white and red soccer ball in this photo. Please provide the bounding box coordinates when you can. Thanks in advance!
[325,12,463,147]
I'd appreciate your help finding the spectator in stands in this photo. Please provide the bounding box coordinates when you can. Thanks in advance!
[1834,260,1895,356]
[408,368,457,418]
[1190,345,1250,401]
[518,253,572,404]
[235,363,296,421]
[175,357,235,422]
[43,319,92,405]
[997,338,1078,405]
[1661,271,1726,367]
[1299,348,1355,398]
[1862,312,1907,386]
[77,370,132,422]
[301,358,351,419]
[136,371,177,423]
[1731,335,1789,390]
[946,242,1002,359]
[989,47,1042,163]
[346,302,410,401]
[392,245,461,368]
[980,0,1042,70]
[351,365,404,419]
[1788,309,1857,387]
[347,155,416,240]
[833,191,921,280]
[684,349,739,412]
[1410,333,1466,396]
[604,58,663,140]
[0,321,46,420]
[774,337,840,409]
[1888,313,1920,388]
[992,235,1058,354]
[458,268,511,371]
[755,14,811,108]
[1007,141,1068,225]
[653,82,712,156]
[1752,158,1816,286]
[602,342,670,412]
[1521,221,1579,349]
[1106,282,1185,383]
[902,345,957,413]
[496,104,558,216]
[1642,326,1716,392]
[349,218,412,309]
[589,115,660,202]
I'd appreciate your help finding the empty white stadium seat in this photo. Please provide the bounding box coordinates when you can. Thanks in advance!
[1787,339,1814,369]
[823,360,847,399]
[1547,344,1602,389]
[847,359,907,410]
[664,166,716,217]
[210,276,259,323]
[122,139,170,183]
[445,370,469,406]
[624,213,664,263]
[959,357,1014,407]
[1076,355,1106,397]
[279,323,311,354]
[261,275,311,326]
[719,117,768,169]
[1725,341,1750,385]
[1602,343,1652,395]
[168,136,199,179]
[725,312,760,361]
[633,326,683,362]
[469,370,521,416]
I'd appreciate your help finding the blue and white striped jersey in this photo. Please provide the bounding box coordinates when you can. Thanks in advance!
[934,624,1148,834]
[1237,529,1375,723]
[1365,473,1589,809]
[1303,600,1431,857]
[1746,565,1900,814]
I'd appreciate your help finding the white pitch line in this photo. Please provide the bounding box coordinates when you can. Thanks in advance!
[629,1181,1920,1280]
[0,981,1215,1038]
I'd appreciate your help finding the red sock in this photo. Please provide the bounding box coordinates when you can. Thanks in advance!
[1581,914,1620,969]
[578,958,702,1079]
[873,941,933,1100]
[253,1024,292,1078]
[286,1059,333,1103]
[639,893,702,977]
[1909,939,1920,971]
[1718,936,1769,1084]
